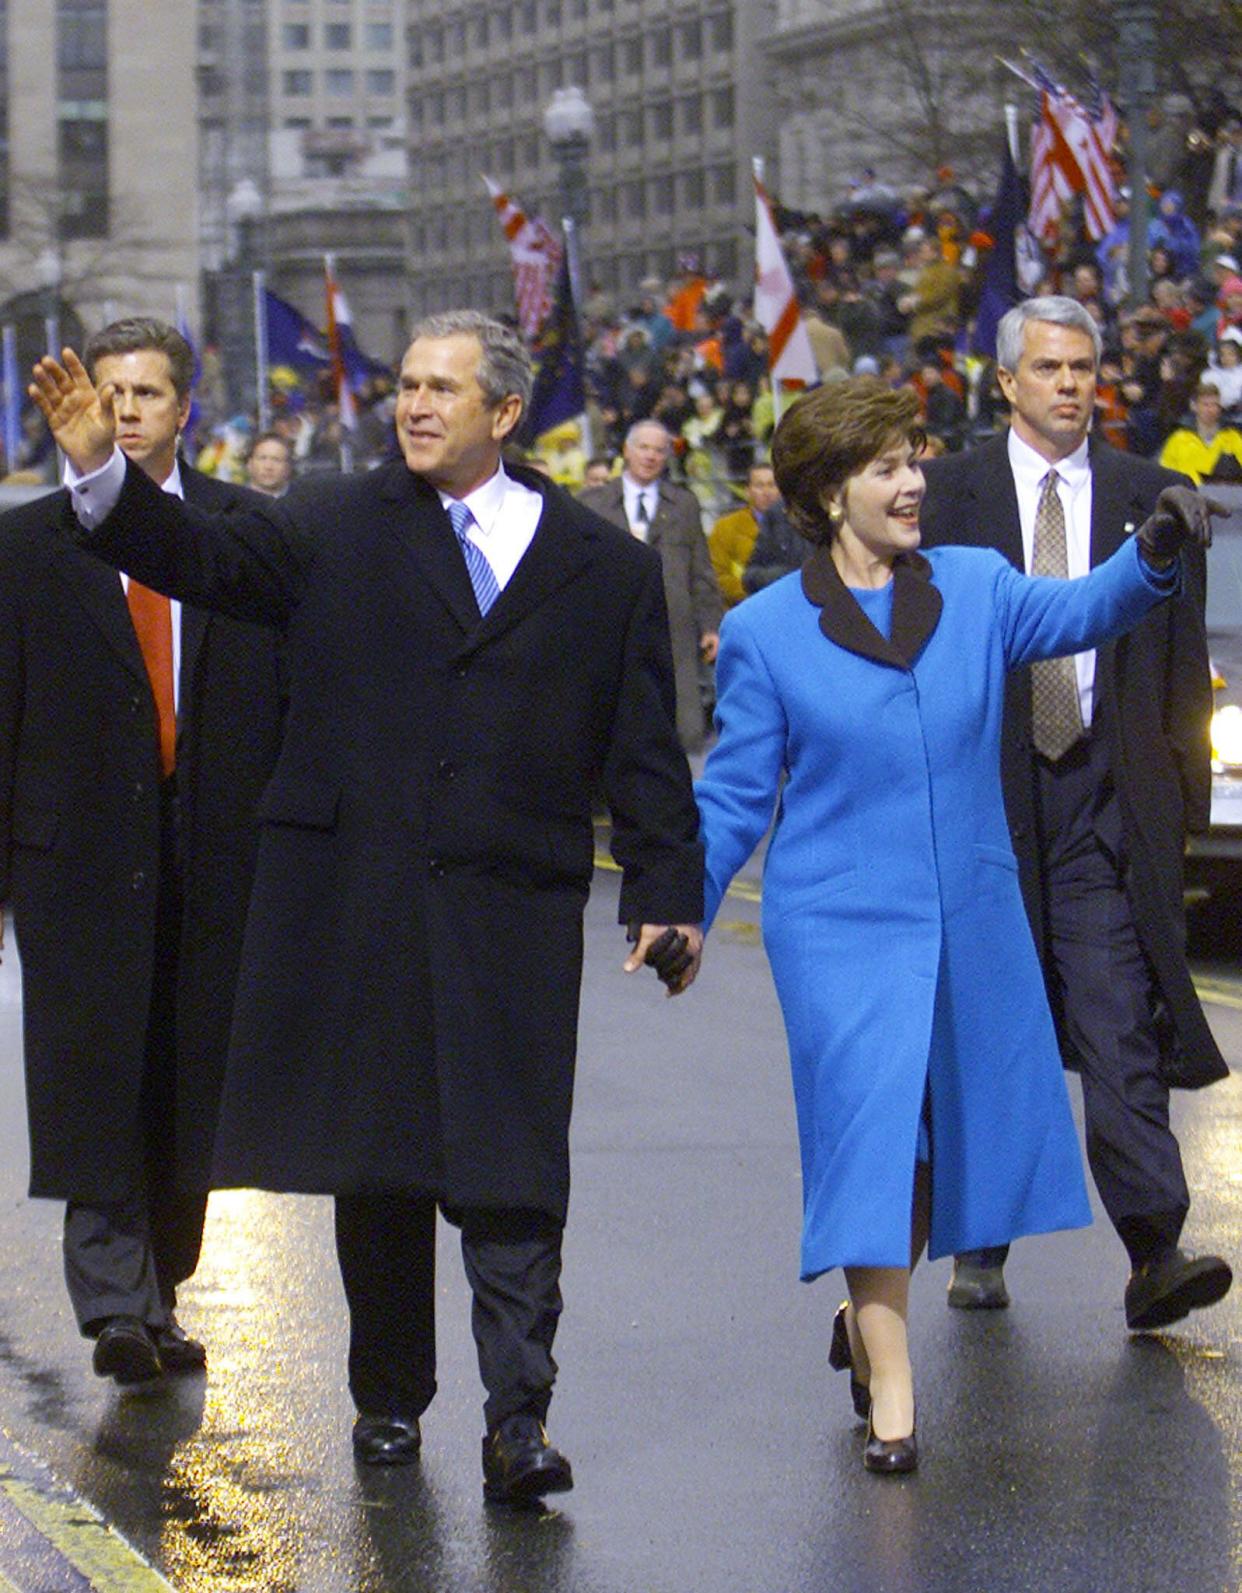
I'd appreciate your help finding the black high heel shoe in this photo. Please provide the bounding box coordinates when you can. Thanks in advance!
[863,1408,918,1475]
[828,1302,871,1421]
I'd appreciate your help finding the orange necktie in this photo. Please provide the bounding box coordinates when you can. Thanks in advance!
[126,580,176,777]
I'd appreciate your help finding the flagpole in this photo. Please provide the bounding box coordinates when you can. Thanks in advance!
[2,325,21,474]
[253,270,270,432]
[1004,103,1021,167]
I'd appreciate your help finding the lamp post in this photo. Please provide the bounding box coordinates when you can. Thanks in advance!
[224,177,264,417]
[35,245,63,357]
[543,86,594,305]
[1114,0,1157,308]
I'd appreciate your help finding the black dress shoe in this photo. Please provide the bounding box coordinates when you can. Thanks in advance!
[482,1413,573,1505]
[947,1257,1010,1310]
[352,1414,422,1466]
[152,1316,206,1373]
[1125,1248,1233,1332]
[92,1317,162,1386]
[863,1409,918,1475]
[828,1302,870,1420]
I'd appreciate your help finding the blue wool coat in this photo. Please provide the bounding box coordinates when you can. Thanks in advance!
[696,536,1175,1280]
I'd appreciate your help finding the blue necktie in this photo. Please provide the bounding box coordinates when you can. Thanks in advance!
[447,499,501,617]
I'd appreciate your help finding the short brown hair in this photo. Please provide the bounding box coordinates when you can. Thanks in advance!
[771,377,922,544]
[83,317,195,399]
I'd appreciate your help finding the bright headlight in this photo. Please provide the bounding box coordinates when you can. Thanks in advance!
[1211,703,1242,767]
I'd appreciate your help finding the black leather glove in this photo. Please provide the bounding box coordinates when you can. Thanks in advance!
[1135,485,1224,563]
[628,923,694,988]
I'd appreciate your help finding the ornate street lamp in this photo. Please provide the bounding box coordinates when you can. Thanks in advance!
[224,177,264,417]
[543,86,594,302]
[1114,0,1157,307]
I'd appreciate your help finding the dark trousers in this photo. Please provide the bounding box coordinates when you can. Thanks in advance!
[64,779,207,1334]
[966,734,1188,1272]
[334,1191,564,1434]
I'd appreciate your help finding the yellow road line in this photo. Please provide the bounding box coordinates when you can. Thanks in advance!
[595,853,1242,1002]
[1193,977,1242,1012]
[593,850,761,903]
[0,1464,174,1592]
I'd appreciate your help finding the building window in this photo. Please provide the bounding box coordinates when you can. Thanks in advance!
[366,69,395,95]
[472,12,489,48]
[680,18,702,58]
[283,116,312,129]
[545,0,561,23]
[622,36,641,74]
[679,94,701,135]
[365,21,393,50]
[326,68,355,95]
[282,21,309,47]
[57,0,107,105]
[649,100,672,140]
[682,170,704,209]
[649,25,671,67]
[283,68,312,94]
[325,22,351,48]
[650,174,673,214]
[622,179,644,219]
[712,163,736,204]
[710,10,733,51]
[712,86,734,128]
[593,42,614,81]
[59,116,109,237]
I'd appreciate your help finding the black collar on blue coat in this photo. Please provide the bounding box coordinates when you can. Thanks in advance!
[800,542,943,669]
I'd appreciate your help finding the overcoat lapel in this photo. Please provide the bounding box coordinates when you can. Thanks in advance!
[464,485,594,654]
[801,545,942,668]
[965,436,1024,570]
[47,496,149,688]
[375,462,480,633]
[1088,439,1142,566]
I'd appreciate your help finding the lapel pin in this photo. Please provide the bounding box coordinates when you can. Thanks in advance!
[1123,521,1136,536]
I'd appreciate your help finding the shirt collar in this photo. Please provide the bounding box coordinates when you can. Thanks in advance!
[162,457,186,500]
[1007,427,1090,494]
[438,464,509,537]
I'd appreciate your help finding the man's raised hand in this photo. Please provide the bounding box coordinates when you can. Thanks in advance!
[28,349,116,476]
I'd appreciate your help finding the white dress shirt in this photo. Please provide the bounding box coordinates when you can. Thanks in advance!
[64,448,185,705]
[438,464,542,591]
[621,473,660,540]
[1007,428,1096,726]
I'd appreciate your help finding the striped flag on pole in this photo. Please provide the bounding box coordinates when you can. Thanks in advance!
[324,253,357,432]
[752,159,818,389]
[1025,68,1118,244]
[482,176,562,342]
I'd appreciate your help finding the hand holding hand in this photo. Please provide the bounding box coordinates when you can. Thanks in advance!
[28,349,116,475]
[623,922,704,996]
[1136,485,1226,564]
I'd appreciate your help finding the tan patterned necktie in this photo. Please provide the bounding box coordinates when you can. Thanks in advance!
[1029,469,1084,761]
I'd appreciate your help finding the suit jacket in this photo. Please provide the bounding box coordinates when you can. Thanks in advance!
[74,460,703,1219]
[920,433,1226,1088]
[0,468,285,1199]
[579,477,724,751]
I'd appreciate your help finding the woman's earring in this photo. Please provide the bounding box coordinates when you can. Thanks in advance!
[827,501,844,525]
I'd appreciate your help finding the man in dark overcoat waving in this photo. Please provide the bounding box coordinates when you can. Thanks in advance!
[31,311,704,1504]
[0,318,283,1385]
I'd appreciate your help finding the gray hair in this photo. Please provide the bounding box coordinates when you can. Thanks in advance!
[83,317,195,399]
[624,418,672,448]
[407,310,533,409]
[996,297,1102,373]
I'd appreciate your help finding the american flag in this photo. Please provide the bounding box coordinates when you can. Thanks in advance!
[482,176,562,342]
[1024,64,1118,245]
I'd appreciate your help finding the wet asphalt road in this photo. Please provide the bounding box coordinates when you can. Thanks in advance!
[0,875,1239,1593]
